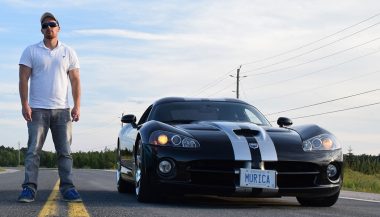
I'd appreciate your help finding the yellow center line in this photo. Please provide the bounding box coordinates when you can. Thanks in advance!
[38,179,60,217]
[38,179,91,217]
[68,201,90,217]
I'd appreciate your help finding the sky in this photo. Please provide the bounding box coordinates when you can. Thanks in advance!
[0,0,379,154]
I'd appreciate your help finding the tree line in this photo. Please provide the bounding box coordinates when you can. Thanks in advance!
[1,145,379,174]
[344,153,380,175]
[0,145,117,169]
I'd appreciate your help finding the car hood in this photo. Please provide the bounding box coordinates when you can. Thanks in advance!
[174,121,297,140]
[171,121,306,161]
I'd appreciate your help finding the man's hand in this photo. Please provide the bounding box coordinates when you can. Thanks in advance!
[71,106,80,122]
[22,105,32,122]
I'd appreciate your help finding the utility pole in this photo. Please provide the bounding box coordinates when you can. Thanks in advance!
[121,113,124,128]
[236,65,241,99]
[230,65,245,99]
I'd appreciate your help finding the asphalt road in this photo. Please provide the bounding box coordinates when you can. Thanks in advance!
[0,168,379,217]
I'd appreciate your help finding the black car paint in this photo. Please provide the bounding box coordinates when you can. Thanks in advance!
[118,97,343,202]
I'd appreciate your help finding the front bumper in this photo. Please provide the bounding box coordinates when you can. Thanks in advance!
[143,144,343,198]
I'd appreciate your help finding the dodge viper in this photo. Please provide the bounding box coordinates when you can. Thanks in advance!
[116,97,343,206]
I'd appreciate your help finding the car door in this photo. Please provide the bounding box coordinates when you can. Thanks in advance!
[119,105,153,180]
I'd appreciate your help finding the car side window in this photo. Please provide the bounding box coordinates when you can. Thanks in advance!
[137,105,153,125]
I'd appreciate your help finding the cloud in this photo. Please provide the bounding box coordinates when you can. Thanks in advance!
[2,0,380,154]
[74,29,173,41]
[73,28,228,47]
[2,0,95,8]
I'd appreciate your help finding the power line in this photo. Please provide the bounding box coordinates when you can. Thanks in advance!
[205,73,250,98]
[250,69,380,103]
[190,67,237,96]
[206,81,236,97]
[243,21,380,73]
[265,88,380,116]
[243,36,380,77]
[287,102,380,120]
[240,80,249,100]
[191,12,380,97]
[244,49,380,90]
[241,12,380,66]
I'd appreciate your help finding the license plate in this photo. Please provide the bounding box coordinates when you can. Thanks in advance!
[239,168,277,189]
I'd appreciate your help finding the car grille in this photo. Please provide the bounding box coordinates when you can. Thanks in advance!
[264,161,320,188]
[184,160,256,187]
[185,161,259,188]
[180,160,321,189]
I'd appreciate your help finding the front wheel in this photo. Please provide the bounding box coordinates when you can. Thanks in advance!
[135,140,156,202]
[117,164,134,193]
[297,191,340,207]
[117,140,134,193]
[117,166,128,193]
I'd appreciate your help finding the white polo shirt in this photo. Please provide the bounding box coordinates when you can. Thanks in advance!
[19,41,80,109]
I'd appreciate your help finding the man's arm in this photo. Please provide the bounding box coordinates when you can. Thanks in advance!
[19,64,32,121]
[69,68,81,122]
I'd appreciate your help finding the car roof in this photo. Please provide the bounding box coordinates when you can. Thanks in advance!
[153,97,251,106]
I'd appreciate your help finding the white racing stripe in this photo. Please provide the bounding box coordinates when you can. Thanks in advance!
[209,122,251,160]
[240,123,278,161]
[208,122,278,161]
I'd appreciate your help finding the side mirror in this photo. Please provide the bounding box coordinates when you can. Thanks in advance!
[277,117,293,127]
[121,114,137,125]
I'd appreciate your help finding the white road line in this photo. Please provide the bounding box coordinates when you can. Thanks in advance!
[0,169,19,174]
[340,196,380,203]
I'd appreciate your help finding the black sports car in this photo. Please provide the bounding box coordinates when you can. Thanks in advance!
[117,97,343,206]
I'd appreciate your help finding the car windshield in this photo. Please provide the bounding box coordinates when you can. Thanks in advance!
[149,101,270,126]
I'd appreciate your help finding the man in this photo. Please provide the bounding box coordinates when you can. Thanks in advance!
[18,12,82,202]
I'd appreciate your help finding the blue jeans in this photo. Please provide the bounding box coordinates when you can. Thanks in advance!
[22,108,75,194]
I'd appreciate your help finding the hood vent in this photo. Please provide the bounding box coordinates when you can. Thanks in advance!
[233,129,259,137]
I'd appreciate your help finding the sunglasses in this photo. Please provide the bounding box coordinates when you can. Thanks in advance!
[41,22,58,29]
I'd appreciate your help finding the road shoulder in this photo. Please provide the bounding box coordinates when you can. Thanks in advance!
[341,190,380,202]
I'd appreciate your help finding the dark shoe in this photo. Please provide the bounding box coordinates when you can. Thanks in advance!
[62,188,82,202]
[18,187,36,203]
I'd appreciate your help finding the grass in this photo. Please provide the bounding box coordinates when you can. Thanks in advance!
[0,167,5,172]
[343,168,380,194]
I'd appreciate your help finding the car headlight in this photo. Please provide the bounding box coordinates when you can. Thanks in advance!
[302,134,341,152]
[149,130,200,148]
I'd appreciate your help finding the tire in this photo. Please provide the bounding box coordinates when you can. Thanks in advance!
[297,191,340,207]
[117,141,134,193]
[135,140,155,202]
[117,166,130,193]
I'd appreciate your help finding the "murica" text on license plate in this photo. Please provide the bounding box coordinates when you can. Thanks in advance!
[239,168,277,189]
